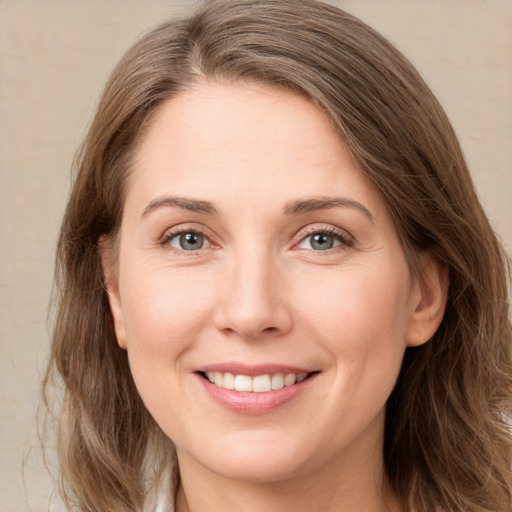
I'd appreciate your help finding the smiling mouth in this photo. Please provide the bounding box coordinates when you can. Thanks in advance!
[198,371,317,392]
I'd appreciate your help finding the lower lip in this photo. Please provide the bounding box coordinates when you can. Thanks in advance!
[197,374,317,415]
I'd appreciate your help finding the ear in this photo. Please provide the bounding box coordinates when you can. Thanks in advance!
[99,235,127,350]
[406,252,449,347]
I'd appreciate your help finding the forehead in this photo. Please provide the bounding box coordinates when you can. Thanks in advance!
[135,82,341,163]
[127,82,384,217]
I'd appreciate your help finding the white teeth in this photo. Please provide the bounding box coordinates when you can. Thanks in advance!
[252,374,272,393]
[205,371,309,392]
[222,372,235,390]
[284,373,296,386]
[271,374,285,390]
[234,374,253,392]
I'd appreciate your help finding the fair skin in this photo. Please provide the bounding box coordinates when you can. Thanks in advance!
[103,82,447,512]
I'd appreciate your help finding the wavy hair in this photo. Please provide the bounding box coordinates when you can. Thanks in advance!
[43,1,512,510]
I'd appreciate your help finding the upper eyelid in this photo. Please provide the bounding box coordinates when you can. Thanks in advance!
[159,223,217,245]
[294,223,354,243]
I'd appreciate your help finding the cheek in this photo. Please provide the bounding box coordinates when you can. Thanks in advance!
[297,263,411,364]
[120,265,217,360]
[117,266,219,427]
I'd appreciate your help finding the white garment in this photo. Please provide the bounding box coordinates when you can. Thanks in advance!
[143,467,174,512]
[151,490,173,512]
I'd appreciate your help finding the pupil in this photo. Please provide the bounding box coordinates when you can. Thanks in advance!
[180,232,203,250]
[311,233,333,250]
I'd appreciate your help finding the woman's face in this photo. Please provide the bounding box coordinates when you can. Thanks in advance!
[105,82,440,484]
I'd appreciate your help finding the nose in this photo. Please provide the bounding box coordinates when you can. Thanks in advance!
[214,249,293,340]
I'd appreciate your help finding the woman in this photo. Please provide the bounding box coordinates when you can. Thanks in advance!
[43,0,512,511]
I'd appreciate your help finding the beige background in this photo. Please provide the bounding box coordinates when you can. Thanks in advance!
[1,1,511,510]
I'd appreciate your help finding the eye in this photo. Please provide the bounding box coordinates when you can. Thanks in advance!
[298,232,341,251]
[295,226,353,252]
[165,231,211,251]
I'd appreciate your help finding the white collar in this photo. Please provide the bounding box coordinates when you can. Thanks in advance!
[143,466,174,512]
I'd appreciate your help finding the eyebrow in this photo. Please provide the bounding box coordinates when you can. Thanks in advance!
[141,195,374,222]
[141,196,219,218]
[283,197,374,222]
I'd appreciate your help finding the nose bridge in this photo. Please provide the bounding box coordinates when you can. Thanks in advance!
[216,241,292,339]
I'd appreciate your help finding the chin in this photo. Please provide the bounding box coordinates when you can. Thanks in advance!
[177,434,315,484]
[209,456,308,484]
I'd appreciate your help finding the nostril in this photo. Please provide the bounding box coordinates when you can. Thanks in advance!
[214,298,293,339]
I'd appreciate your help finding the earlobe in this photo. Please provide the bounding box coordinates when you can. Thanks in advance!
[406,253,449,347]
[99,235,127,350]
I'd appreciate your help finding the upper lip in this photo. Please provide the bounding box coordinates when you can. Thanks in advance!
[197,363,315,377]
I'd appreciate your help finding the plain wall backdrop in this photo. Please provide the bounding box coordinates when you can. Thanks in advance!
[1,1,511,510]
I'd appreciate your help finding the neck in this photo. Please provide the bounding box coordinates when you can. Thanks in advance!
[175,447,402,512]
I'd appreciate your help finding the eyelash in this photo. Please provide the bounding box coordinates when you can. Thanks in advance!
[159,224,354,254]
[159,225,216,254]
[294,225,354,252]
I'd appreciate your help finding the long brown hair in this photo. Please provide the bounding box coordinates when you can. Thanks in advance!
[43,1,512,510]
